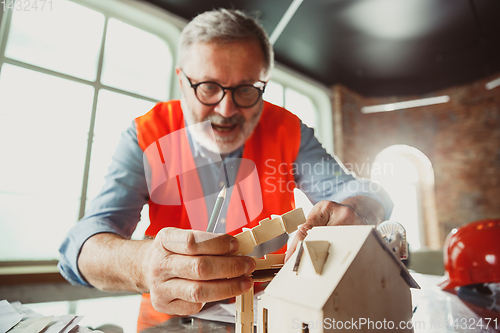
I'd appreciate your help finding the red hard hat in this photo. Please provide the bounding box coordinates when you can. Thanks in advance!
[439,219,500,290]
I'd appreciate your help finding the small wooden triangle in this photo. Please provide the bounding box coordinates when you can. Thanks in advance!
[304,241,330,275]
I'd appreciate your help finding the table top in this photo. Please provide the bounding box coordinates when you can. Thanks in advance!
[411,273,499,333]
[142,273,499,333]
[142,317,234,333]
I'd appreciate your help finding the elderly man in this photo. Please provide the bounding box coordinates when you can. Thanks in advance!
[58,8,392,330]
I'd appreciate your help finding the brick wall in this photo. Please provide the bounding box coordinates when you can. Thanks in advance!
[331,72,500,246]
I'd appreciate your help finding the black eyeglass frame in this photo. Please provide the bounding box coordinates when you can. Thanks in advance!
[182,70,267,108]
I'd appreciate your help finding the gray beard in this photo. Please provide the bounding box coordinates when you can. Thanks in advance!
[180,96,263,155]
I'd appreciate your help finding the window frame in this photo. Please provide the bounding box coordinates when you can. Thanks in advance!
[270,63,334,154]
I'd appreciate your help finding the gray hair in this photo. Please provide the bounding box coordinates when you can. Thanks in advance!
[178,8,274,76]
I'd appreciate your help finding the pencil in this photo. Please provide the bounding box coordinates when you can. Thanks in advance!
[206,185,226,233]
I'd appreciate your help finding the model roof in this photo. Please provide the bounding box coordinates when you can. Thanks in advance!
[263,225,419,310]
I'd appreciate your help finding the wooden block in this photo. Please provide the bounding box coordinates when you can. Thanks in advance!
[252,218,285,245]
[254,254,286,270]
[304,241,330,275]
[234,229,257,256]
[235,285,254,333]
[281,208,306,233]
[233,208,305,256]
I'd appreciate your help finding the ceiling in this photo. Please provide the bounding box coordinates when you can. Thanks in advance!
[140,0,500,97]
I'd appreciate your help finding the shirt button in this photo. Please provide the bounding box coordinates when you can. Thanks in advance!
[220,218,226,224]
[219,181,225,188]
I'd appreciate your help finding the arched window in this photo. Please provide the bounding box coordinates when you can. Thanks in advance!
[371,145,439,250]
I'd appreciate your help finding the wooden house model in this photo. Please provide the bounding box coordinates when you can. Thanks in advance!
[257,225,419,333]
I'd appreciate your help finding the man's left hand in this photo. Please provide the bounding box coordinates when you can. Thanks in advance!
[285,196,384,261]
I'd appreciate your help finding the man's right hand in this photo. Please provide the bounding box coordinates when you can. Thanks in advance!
[143,228,255,315]
[78,228,255,316]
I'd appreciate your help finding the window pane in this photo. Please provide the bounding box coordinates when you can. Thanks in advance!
[86,90,155,201]
[263,80,284,107]
[5,0,104,81]
[101,18,171,100]
[86,90,155,239]
[389,185,420,250]
[284,88,317,129]
[0,64,94,260]
[372,152,422,250]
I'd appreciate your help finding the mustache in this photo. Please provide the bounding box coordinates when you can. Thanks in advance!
[205,113,245,126]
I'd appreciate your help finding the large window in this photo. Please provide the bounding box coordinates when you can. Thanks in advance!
[0,0,177,261]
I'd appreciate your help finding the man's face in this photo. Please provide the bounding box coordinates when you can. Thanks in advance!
[177,40,267,155]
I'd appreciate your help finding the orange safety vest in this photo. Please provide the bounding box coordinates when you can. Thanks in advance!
[134,100,301,331]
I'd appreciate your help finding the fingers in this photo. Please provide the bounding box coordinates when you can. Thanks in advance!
[161,299,205,316]
[172,276,254,303]
[149,288,205,316]
[152,276,254,315]
[307,200,363,227]
[285,224,311,262]
[147,227,256,317]
[163,254,255,280]
[286,202,331,261]
[157,228,238,255]
[285,201,364,261]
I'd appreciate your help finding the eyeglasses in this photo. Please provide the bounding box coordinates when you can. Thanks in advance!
[182,70,267,108]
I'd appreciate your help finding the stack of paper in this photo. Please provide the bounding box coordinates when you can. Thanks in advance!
[0,300,99,333]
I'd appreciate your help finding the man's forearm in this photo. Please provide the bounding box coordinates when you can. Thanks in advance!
[341,196,385,225]
[78,233,151,293]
